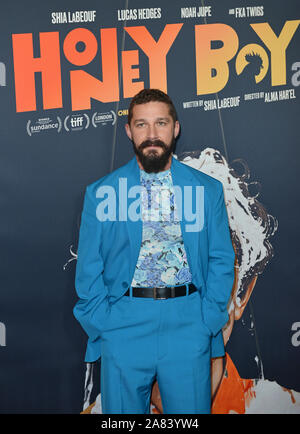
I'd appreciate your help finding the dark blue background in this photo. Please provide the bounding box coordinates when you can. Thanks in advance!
[0,0,299,413]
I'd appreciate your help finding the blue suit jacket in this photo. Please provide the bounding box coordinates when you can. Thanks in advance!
[74,155,235,362]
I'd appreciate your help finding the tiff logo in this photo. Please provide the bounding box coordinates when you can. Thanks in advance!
[0,62,6,86]
[71,115,84,128]
[0,322,6,346]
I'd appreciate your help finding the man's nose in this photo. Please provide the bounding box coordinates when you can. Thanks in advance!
[146,123,159,140]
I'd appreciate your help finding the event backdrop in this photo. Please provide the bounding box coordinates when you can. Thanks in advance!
[0,0,299,413]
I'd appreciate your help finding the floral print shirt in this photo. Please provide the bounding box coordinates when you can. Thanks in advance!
[131,168,192,288]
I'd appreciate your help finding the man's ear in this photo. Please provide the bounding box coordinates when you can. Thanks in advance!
[125,123,132,140]
[174,120,180,139]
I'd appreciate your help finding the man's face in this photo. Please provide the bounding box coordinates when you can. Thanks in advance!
[125,101,180,173]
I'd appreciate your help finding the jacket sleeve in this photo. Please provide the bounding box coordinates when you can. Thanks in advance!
[73,185,110,341]
[202,182,235,337]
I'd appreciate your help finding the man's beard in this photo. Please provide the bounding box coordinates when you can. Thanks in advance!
[133,138,176,173]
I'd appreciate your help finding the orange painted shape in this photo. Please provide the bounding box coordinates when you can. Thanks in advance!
[212,354,254,414]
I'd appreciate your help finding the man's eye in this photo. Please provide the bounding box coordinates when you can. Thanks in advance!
[158,121,166,126]
[136,123,145,127]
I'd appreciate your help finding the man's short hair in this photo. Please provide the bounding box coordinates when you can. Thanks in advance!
[127,88,178,125]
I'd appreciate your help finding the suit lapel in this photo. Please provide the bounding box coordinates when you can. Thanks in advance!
[123,157,143,280]
[170,156,200,276]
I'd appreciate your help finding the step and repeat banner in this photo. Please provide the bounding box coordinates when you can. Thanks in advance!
[0,0,299,414]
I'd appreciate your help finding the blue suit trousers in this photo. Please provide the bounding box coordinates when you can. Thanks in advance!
[100,286,212,414]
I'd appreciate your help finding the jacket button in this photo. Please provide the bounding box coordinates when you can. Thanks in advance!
[122,281,128,288]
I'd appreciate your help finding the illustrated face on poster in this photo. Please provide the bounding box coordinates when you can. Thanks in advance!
[177,148,300,414]
[178,147,278,337]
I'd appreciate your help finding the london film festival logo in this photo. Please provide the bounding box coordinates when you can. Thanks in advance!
[11,20,300,112]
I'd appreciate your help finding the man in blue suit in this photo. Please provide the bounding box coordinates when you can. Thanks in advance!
[74,89,235,414]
